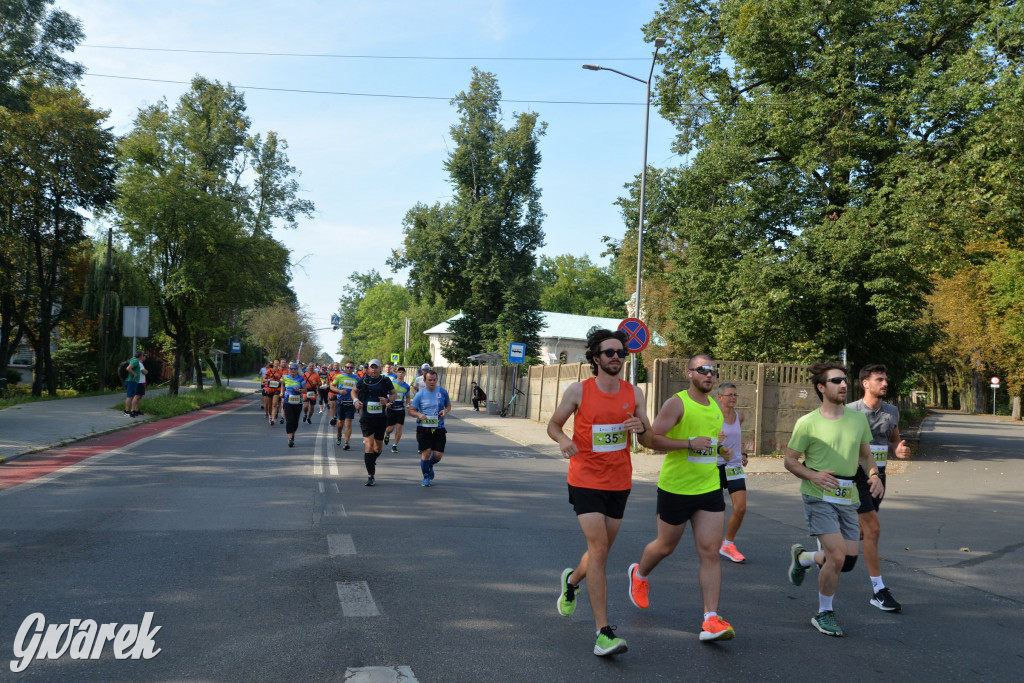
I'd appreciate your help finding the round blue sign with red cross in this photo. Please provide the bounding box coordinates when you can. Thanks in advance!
[618,318,650,353]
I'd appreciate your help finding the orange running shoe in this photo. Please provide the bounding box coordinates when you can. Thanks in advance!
[699,615,735,641]
[719,541,746,563]
[627,563,649,609]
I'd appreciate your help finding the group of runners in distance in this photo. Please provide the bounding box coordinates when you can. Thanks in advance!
[259,358,450,487]
[549,327,907,656]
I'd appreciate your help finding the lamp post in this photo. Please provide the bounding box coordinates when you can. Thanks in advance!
[584,37,666,386]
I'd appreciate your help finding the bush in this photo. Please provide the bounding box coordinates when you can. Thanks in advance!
[5,368,23,384]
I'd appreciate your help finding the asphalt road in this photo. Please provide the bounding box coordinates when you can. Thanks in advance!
[0,401,1021,681]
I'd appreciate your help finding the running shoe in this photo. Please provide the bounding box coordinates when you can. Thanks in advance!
[122,410,131,418]
[627,563,649,609]
[364,476,374,487]
[720,542,746,563]
[428,465,435,481]
[788,544,807,586]
[279,417,284,424]
[556,568,578,617]
[343,443,350,451]
[811,610,843,637]
[330,418,337,426]
[391,445,398,453]
[384,433,390,445]
[421,477,431,487]
[699,615,735,641]
[870,587,902,612]
[269,418,274,426]
[593,626,627,657]
[288,439,294,448]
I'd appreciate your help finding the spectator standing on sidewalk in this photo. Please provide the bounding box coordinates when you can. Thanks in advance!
[123,351,148,418]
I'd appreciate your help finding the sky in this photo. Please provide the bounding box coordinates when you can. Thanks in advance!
[62,0,681,357]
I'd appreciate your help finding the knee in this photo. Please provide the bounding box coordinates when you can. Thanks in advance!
[732,500,747,516]
[841,555,858,572]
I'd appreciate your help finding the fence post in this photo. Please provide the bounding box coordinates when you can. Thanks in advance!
[754,362,766,455]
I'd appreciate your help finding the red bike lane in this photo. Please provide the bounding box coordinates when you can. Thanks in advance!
[0,397,253,492]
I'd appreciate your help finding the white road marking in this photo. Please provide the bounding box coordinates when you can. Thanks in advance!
[327,533,356,556]
[326,430,339,476]
[324,504,346,517]
[344,667,417,682]
[336,582,380,616]
[328,482,339,493]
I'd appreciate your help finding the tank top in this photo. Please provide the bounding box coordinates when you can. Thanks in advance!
[717,410,743,466]
[658,390,724,495]
[568,378,635,491]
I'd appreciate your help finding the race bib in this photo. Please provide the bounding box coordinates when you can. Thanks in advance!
[342,378,357,390]
[367,402,383,414]
[688,437,718,464]
[419,416,439,428]
[306,391,316,398]
[870,444,888,467]
[286,394,301,405]
[725,465,746,481]
[592,423,627,452]
[267,380,280,388]
[822,478,855,505]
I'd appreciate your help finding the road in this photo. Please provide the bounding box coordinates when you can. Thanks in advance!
[0,401,1021,681]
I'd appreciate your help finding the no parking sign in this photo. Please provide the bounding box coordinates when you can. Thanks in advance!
[618,318,650,353]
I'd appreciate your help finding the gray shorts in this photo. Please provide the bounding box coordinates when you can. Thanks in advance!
[802,494,859,541]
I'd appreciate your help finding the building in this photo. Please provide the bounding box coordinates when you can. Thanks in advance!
[423,311,653,366]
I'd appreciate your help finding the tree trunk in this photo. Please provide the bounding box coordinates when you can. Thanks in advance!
[170,345,183,396]
[971,371,985,415]
[205,353,222,387]
[1012,395,1021,421]
[193,349,204,391]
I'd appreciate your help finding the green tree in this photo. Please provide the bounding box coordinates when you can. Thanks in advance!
[391,69,546,364]
[535,254,624,318]
[113,76,313,393]
[242,301,317,362]
[0,0,84,110]
[342,281,412,363]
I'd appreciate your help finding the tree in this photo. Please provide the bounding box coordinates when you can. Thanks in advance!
[113,76,313,393]
[0,0,84,111]
[242,301,317,362]
[535,254,624,318]
[391,69,546,364]
[618,1,1016,375]
[0,81,115,395]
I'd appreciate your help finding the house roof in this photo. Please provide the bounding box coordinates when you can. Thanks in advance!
[424,311,659,343]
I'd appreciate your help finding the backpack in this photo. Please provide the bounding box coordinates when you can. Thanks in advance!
[118,360,130,383]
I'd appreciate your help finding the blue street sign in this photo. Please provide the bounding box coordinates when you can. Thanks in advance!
[508,342,526,364]
[230,340,241,353]
[618,318,650,353]
[330,314,341,327]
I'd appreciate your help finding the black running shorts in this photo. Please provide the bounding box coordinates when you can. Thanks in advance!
[656,488,725,526]
[360,417,387,441]
[854,469,886,514]
[415,426,446,453]
[386,408,406,426]
[567,485,630,519]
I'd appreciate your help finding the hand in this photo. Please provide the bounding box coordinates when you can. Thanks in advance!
[354,401,362,411]
[895,439,909,459]
[719,446,733,460]
[624,412,643,433]
[560,438,578,459]
[741,452,749,467]
[869,476,885,497]
[811,469,839,490]
[689,436,713,451]
[439,409,446,418]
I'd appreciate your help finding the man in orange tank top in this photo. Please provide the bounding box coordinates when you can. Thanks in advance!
[547,328,653,657]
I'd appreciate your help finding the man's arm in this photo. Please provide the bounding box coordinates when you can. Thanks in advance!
[891,419,909,459]
[647,396,692,453]
[785,447,841,491]
[547,382,582,458]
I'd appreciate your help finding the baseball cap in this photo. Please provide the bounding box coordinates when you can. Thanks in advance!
[368,359,381,368]
[420,363,431,370]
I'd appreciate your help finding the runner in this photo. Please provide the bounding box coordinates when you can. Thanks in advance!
[264,360,283,426]
[547,328,652,657]
[384,366,411,453]
[330,361,359,449]
[353,359,396,486]
[785,362,882,637]
[302,364,321,424]
[412,363,430,396]
[408,370,451,487]
[326,362,340,419]
[280,362,308,448]
[626,353,736,643]
[716,383,748,563]
[317,364,332,414]
[847,364,909,612]
[260,362,273,419]
[384,362,398,381]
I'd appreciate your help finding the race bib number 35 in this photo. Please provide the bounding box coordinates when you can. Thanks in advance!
[870,444,888,467]
[592,424,627,452]
[823,478,855,505]
[688,437,718,464]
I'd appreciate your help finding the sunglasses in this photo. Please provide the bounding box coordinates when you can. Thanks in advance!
[600,349,627,359]
[824,377,847,385]
[345,366,355,370]
[689,365,717,376]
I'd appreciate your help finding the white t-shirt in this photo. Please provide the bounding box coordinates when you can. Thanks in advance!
[138,362,147,385]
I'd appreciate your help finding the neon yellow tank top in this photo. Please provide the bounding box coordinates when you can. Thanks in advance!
[658,390,724,495]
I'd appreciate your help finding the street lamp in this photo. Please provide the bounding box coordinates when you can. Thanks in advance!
[584,37,666,386]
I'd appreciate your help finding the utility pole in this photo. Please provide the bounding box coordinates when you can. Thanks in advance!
[97,228,113,391]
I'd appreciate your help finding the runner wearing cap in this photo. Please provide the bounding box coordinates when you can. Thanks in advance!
[412,363,431,397]
[384,366,411,453]
[330,361,359,449]
[353,359,396,486]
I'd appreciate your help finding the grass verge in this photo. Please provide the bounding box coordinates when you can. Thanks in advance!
[115,386,244,419]
[0,387,122,410]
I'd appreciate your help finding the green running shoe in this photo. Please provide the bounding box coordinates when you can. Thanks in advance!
[811,610,844,637]
[557,568,579,617]
[789,544,808,586]
[593,626,628,656]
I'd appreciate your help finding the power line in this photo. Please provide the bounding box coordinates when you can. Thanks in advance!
[84,73,645,106]
[81,44,650,62]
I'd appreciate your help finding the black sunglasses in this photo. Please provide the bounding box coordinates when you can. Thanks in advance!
[689,365,717,376]
[824,377,847,385]
[600,349,627,359]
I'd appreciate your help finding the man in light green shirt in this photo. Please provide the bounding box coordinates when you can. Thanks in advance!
[784,362,882,638]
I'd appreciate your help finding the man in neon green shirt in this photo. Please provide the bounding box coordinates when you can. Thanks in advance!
[784,361,882,638]
[626,353,737,643]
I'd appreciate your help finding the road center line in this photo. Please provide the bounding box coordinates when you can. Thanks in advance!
[336,582,380,616]
[327,533,355,555]
[343,666,418,682]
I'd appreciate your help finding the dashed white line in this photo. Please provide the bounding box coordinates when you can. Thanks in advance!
[327,533,356,556]
[336,581,380,616]
[324,504,347,518]
[344,666,417,682]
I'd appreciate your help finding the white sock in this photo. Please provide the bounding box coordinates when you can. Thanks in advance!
[819,593,834,612]
[722,540,734,547]
[799,551,816,568]
[871,575,885,592]
[703,611,717,621]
